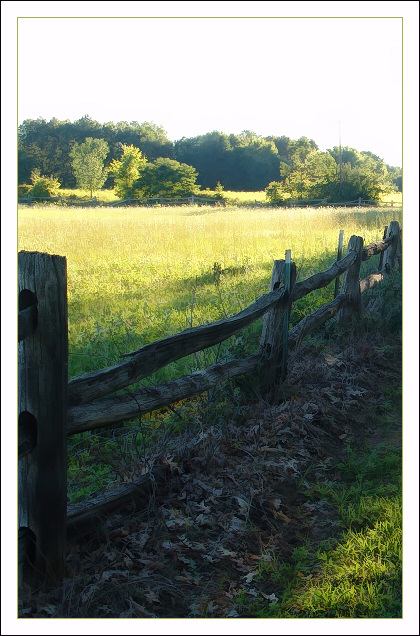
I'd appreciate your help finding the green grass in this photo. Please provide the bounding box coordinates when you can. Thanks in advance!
[18,204,402,504]
[380,191,402,204]
[239,416,402,618]
[18,202,402,615]
[18,204,402,380]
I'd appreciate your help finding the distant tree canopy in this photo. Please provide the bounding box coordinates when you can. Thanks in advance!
[18,116,174,188]
[18,116,401,200]
[174,130,284,191]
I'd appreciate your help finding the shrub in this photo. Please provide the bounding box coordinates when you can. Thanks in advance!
[265,181,286,205]
[28,170,61,199]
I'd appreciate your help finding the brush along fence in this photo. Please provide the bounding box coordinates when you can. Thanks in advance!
[18,221,402,586]
[18,195,224,207]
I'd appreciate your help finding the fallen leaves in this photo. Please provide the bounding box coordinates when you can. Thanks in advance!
[19,335,397,619]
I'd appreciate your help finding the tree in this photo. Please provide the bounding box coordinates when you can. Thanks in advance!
[69,137,109,197]
[325,147,396,201]
[175,131,233,189]
[134,158,200,198]
[226,135,280,191]
[109,144,147,199]
[273,138,324,199]
[138,122,174,160]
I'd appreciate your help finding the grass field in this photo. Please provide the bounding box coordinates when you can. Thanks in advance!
[18,204,401,382]
[17,203,402,618]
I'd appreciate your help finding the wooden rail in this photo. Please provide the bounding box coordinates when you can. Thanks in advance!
[18,221,402,586]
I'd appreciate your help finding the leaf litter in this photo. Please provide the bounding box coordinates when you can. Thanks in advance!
[18,331,401,618]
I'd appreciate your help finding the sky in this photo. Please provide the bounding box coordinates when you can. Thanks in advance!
[14,8,405,167]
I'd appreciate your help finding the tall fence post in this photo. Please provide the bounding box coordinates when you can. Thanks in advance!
[18,251,68,586]
[281,250,292,382]
[259,255,296,402]
[334,230,344,299]
[339,235,364,321]
[381,221,401,274]
[378,226,388,272]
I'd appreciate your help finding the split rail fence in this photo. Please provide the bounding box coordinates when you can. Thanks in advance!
[18,221,402,587]
[18,194,401,209]
[17,195,224,207]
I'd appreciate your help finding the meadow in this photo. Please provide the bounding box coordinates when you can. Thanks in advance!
[17,204,401,383]
[17,203,402,618]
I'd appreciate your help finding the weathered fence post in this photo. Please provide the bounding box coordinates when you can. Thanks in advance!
[334,230,345,299]
[381,221,401,274]
[339,235,364,321]
[18,251,68,586]
[378,226,388,272]
[260,255,296,401]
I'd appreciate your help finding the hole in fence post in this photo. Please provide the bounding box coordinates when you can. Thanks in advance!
[18,411,37,458]
[19,288,38,313]
[18,289,38,340]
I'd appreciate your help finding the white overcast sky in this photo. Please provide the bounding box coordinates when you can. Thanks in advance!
[9,4,410,168]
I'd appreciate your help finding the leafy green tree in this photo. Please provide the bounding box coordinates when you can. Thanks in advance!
[175,131,233,189]
[175,130,281,191]
[274,138,323,199]
[69,137,109,197]
[385,163,402,192]
[109,144,147,199]
[325,147,396,201]
[226,135,280,191]
[134,158,200,198]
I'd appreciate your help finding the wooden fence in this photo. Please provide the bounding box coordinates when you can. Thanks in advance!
[285,197,402,208]
[18,194,401,209]
[17,195,223,207]
[18,221,402,587]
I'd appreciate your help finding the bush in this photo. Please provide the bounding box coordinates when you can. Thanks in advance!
[28,171,61,199]
[265,181,286,205]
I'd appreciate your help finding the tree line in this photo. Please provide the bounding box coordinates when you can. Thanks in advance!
[18,115,402,202]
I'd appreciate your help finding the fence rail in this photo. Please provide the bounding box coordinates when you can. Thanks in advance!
[18,195,224,207]
[285,197,402,208]
[18,221,402,587]
[18,194,401,208]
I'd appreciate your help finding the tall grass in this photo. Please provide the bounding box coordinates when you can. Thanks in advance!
[18,203,402,616]
[18,205,401,383]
